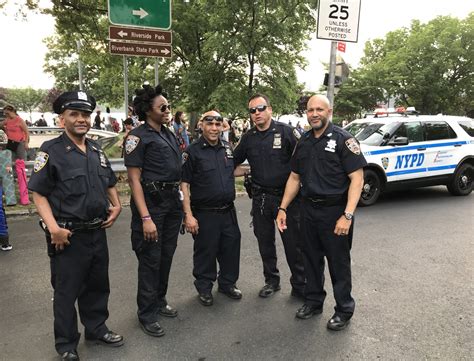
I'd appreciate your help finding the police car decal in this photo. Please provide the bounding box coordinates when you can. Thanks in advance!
[34,151,49,172]
[125,135,140,154]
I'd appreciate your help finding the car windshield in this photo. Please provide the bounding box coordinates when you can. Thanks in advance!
[345,121,401,146]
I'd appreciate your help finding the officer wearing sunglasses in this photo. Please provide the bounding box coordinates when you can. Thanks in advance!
[181,111,242,306]
[123,84,183,338]
[233,93,306,300]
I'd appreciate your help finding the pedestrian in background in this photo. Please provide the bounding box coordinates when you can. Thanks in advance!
[181,110,242,307]
[1,105,30,205]
[173,111,189,151]
[124,84,183,338]
[0,129,13,251]
[277,94,366,330]
[233,94,306,300]
[28,91,124,360]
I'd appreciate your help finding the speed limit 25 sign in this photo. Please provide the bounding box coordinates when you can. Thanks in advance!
[317,0,361,43]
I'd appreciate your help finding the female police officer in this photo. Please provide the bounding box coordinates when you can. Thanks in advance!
[124,84,183,337]
[28,91,123,360]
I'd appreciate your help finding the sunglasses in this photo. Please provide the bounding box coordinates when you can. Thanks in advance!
[201,115,223,122]
[158,104,171,112]
[249,105,267,114]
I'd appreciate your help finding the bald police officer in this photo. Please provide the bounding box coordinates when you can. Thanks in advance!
[277,95,367,331]
[181,111,242,306]
[124,84,183,337]
[28,91,123,360]
[234,94,305,299]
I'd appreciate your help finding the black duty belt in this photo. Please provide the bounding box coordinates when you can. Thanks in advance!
[192,202,234,213]
[55,218,104,231]
[143,181,180,193]
[305,195,346,207]
[251,184,284,197]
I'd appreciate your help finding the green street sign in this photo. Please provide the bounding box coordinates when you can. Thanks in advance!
[108,0,172,30]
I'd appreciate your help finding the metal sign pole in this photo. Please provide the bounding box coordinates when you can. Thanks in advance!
[76,40,84,91]
[327,41,337,108]
[123,55,129,120]
[154,58,159,86]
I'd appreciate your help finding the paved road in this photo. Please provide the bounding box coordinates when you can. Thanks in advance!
[1,187,472,360]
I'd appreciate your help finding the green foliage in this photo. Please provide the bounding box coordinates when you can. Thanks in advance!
[336,13,474,117]
[40,0,318,117]
[5,87,48,115]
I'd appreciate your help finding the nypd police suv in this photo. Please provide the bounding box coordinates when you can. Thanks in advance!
[345,112,474,206]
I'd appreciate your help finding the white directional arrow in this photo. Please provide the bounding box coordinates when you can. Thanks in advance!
[161,48,171,55]
[132,8,149,19]
[118,30,128,38]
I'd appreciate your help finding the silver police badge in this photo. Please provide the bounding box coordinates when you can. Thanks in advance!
[125,135,140,154]
[381,157,389,170]
[345,138,361,155]
[182,152,189,164]
[273,134,282,149]
[325,139,337,152]
[225,147,233,158]
[99,151,108,168]
[34,151,49,172]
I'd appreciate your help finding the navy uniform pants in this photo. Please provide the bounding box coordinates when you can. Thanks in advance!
[192,207,241,293]
[131,192,183,325]
[47,228,110,354]
[301,200,355,316]
[251,192,305,292]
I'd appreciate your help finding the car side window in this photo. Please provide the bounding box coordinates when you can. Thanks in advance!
[424,121,457,141]
[457,120,474,136]
[392,122,423,143]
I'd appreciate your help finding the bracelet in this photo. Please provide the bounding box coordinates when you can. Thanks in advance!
[277,207,287,213]
[141,215,152,221]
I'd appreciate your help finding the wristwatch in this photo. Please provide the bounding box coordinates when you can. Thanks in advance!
[343,211,353,220]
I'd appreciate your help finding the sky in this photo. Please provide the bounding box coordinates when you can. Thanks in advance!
[0,0,472,91]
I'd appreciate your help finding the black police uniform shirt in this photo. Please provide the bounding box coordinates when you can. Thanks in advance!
[123,123,181,182]
[291,122,367,197]
[28,133,117,221]
[181,137,235,207]
[233,120,299,189]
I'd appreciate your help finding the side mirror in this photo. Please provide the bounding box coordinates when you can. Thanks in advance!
[388,136,409,146]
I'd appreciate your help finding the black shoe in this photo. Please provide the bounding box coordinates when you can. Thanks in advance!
[327,314,351,331]
[140,321,165,337]
[198,293,214,306]
[60,350,79,360]
[295,304,323,319]
[290,288,305,300]
[158,304,178,318]
[258,283,281,298]
[85,331,124,347]
[218,286,242,300]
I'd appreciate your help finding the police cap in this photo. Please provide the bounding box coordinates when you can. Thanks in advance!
[53,91,96,114]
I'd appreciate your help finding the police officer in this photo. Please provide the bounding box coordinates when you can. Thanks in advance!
[276,95,367,331]
[28,91,123,360]
[124,84,183,337]
[181,111,242,306]
[234,94,305,299]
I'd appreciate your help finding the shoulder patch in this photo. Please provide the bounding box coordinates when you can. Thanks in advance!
[182,151,189,164]
[125,135,140,154]
[345,138,361,155]
[293,128,301,140]
[34,151,49,172]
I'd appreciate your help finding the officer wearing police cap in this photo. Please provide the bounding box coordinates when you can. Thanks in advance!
[277,94,367,331]
[181,110,242,306]
[124,84,183,337]
[28,91,124,360]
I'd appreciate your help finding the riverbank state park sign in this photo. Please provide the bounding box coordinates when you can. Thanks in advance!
[108,0,172,30]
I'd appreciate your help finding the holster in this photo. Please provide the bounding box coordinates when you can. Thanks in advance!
[244,173,253,199]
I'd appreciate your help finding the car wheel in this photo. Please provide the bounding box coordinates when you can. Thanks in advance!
[447,163,473,196]
[359,169,382,207]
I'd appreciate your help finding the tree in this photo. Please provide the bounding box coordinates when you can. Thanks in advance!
[338,14,474,116]
[5,87,48,120]
[39,0,319,116]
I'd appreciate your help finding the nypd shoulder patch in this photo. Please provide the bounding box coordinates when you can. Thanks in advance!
[345,138,361,155]
[125,135,140,154]
[34,151,49,172]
